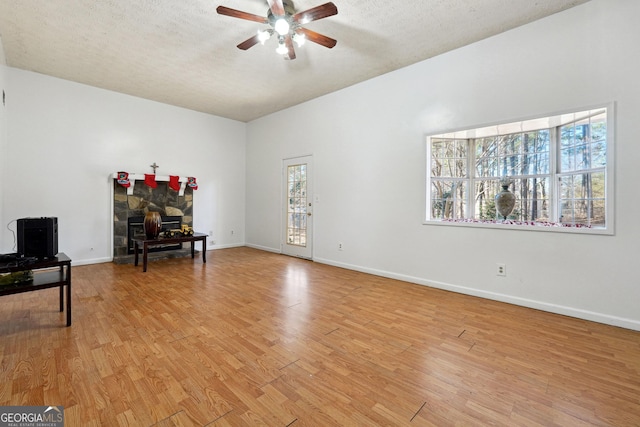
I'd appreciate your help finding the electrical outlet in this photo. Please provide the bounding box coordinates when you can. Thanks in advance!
[338,242,343,251]
[496,263,506,276]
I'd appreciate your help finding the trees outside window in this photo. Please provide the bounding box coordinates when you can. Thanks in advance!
[426,107,611,232]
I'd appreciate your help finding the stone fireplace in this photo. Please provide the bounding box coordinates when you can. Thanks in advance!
[113,179,193,262]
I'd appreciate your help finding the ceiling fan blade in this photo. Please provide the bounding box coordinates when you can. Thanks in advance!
[293,2,338,24]
[296,27,337,48]
[237,34,262,50]
[285,35,296,60]
[216,6,268,23]
[267,0,285,16]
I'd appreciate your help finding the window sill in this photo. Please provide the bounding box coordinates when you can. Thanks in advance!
[423,218,613,235]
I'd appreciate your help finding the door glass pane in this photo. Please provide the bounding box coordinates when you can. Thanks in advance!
[287,164,307,247]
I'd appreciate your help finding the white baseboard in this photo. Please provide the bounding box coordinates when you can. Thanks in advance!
[245,243,281,254]
[72,256,112,266]
[313,257,640,332]
[206,243,245,251]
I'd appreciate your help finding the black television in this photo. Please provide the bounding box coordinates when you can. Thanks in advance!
[17,217,58,259]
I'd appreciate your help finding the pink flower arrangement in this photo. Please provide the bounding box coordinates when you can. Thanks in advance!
[440,218,592,228]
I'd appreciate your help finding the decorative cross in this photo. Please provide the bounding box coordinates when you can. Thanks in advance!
[150,162,159,174]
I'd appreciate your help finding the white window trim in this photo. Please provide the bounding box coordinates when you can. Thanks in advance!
[423,103,615,236]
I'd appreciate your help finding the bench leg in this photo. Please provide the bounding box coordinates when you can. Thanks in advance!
[202,237,207,263]
[143,244,148,272]
[66,266,72,326]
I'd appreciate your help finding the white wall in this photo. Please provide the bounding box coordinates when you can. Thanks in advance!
[246,0,640,330]
[1,68,246,264]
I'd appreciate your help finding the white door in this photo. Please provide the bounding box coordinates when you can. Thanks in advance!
[282,156,313,259]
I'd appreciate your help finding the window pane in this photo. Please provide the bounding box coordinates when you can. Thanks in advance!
[560,113,607,173]
[559,172,605,227]
[591,114,607,141]
[473,179,500,220]
[592,141,606,168]
[560,201,574,223]
[476,137,499,159]
[287,164,307,247]
[590,172,606,199]
[573,201,590,224]
[431,180,467,219]
[523,153,536,175]
[574,174,590,199]
[431,139,467,178]
[431,140,445,158]
[535,129,550,152]
[560,175,573,198]
[575,121,588,143]
[561,148,575,171]
[436,158,467,177]
[502,134,521,155]
[575,144,590,169]
[561,124,575,148]
[484,159,500,177]
[531,152,549,174]
[475,139,500,177]
[513,177,550,222]
[591,200,606,226]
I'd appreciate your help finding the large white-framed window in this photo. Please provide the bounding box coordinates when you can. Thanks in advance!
[425,105,614,234]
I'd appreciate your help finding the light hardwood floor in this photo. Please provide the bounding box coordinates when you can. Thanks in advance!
[1,247,639,426]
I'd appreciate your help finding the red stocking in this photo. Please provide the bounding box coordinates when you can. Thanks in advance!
[144,174,157,188]
[187,177,198,190]
[117,171,130,188]
[169,175,181,191]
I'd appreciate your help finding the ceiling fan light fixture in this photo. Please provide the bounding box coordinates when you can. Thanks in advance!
[274,18,290,36]
[276,39,288,55]
[292,32,305,47]
[217,1,339,60]
[257,29,271,44]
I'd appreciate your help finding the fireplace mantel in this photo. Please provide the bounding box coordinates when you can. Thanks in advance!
[111,172,189,196]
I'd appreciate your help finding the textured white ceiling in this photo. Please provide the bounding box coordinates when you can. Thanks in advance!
[0,0,589,122]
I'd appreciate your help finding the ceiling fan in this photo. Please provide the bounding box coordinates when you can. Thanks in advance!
[216,0,338,60]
